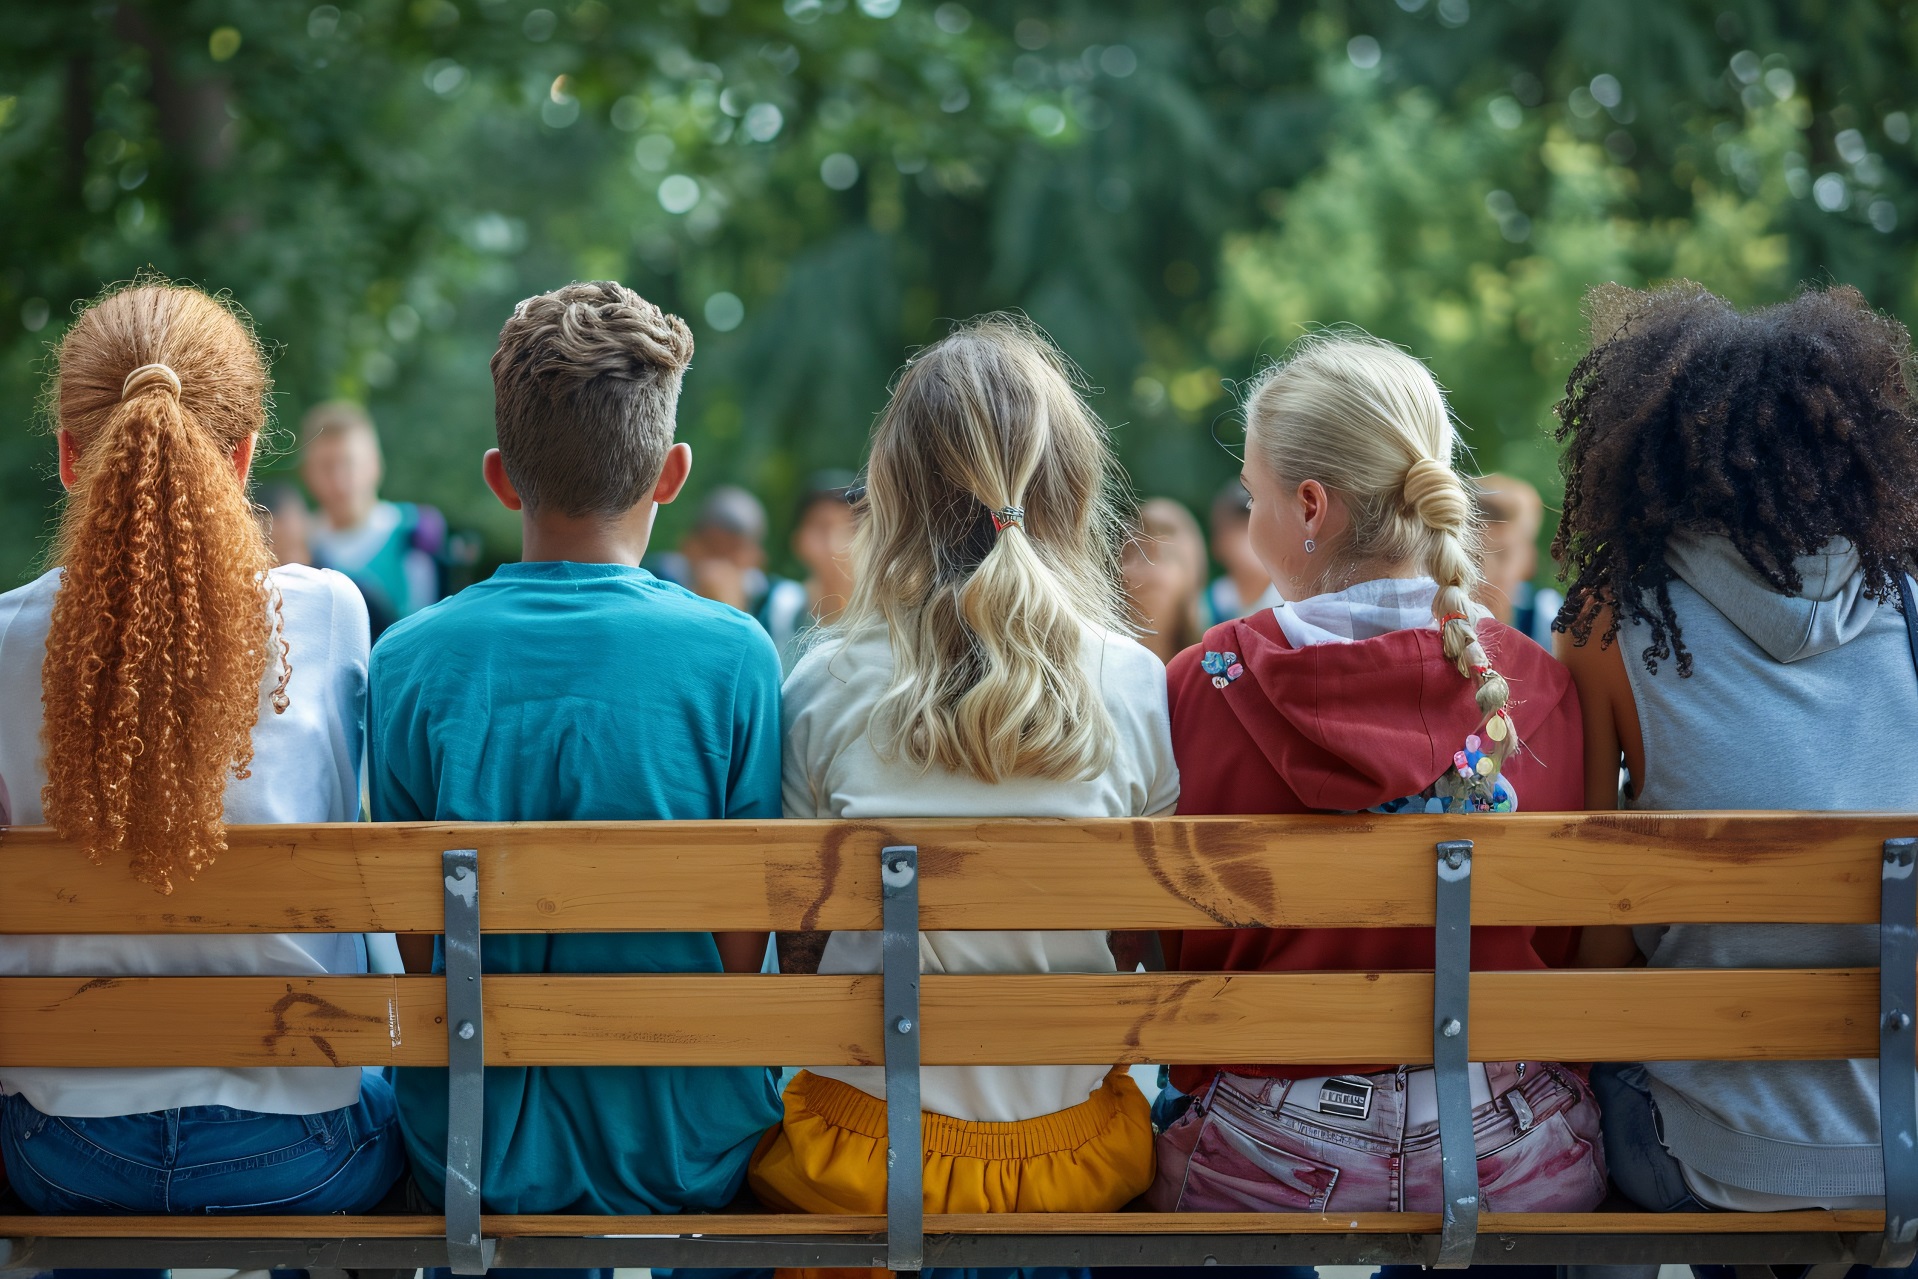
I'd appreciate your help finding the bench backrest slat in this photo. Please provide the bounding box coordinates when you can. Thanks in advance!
[1,813,1908,933]
[0,968,1886,1069]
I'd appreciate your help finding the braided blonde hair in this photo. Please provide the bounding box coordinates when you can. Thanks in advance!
[1245,333,1514,776]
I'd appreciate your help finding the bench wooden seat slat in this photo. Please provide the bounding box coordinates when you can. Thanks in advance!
[2,813,1904,934]
[0,969,1886,1068]
[0,1210,1883,1238]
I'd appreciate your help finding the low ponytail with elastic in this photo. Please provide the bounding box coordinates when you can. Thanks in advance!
[40,283,283,893]
[846,315,1126,784]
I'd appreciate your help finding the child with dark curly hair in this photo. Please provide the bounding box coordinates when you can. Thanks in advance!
[1554,283,1918,1228]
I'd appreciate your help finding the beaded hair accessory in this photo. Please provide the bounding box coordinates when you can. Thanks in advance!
[991,505,1025,532]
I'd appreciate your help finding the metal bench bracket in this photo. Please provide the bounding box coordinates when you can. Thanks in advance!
[880,844,923,1273]
[1878,835,1918,1269]
[442,848,496,1275]
[1432,838,1479,1268]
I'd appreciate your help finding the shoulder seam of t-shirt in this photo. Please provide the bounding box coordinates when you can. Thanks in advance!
[323,567,370,811]
[0,577,38,815]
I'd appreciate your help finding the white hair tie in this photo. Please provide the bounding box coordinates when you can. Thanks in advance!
[121,363,182,402]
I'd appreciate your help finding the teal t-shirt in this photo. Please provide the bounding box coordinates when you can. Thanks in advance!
[369,560,784,1214]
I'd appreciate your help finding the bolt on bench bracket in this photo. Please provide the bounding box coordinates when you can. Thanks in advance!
[1878,836,1918,1270]
[1432,839,1479,1269]
[880,845,923,1273]
[442,848,496,1275]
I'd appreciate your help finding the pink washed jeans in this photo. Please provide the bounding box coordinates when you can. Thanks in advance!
[1147,1062,1609,1213]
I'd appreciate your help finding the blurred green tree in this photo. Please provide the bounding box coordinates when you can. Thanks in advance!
[0,0,1913,586]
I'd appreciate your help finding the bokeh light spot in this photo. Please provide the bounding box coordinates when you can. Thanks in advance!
[1813,172,1849,212]
[1028,103,1066,136]
[820,152,861,189]
[658,174,702,213]
[705,292,745,331]
[744,103,784,142]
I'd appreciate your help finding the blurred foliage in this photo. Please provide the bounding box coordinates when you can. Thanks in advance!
[1,0,1915,585]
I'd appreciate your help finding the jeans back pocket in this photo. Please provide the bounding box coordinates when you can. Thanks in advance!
[1175,1094,1344,1213]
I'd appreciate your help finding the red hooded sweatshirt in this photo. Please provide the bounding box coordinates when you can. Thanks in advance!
[1162,605,1584,1094]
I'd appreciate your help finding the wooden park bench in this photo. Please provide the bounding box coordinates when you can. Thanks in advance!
[1,812,1915,1276]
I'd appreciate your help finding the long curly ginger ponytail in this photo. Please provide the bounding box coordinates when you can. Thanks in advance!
[42,283,284,893]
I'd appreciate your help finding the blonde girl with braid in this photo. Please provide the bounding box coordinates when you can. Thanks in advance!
[1148,332,1605,1217]
[751,315,1176,1237]
[0,282,404,1215]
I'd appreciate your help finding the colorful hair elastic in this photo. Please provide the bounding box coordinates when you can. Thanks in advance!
[991,505,1025,532]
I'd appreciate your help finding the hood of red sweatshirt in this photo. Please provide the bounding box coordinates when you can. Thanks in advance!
[1190,608,1570,813]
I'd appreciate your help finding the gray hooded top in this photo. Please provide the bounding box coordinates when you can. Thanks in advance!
[1621,532,1918,1200]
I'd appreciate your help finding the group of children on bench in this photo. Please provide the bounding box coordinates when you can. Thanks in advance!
[1,276,1915,1279]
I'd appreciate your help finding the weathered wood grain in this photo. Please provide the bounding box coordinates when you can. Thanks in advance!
[2,814,1911,934]
[0,969,1886,1068]
[0,1209,1879,1239]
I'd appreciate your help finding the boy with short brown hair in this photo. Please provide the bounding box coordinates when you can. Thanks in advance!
[371,281,783,1221]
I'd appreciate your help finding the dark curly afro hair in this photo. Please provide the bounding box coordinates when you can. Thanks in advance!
[1552,281,1918,676]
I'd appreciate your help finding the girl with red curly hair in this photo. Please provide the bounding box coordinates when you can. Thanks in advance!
[0,282,402,1225]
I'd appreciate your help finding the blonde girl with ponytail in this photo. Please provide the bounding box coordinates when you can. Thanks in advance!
[0,282,403,1216]
[751,315,1176,1233]
[1149,332,1605,1217]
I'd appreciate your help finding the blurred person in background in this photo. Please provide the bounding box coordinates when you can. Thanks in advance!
[758,469,859,671]
[1471,473,1562,648]
[300,401,450,638]
[675,483,774,613]
[258,480,312,568]
[1206,479,1280,623]
[1123,497,1209,665]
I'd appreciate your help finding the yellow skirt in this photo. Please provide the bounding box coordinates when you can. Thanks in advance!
[749,1066,1155,1219]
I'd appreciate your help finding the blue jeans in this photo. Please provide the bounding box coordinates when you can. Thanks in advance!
[1591,1060,1705,1213]
[3,1074,403,1279]
[1568,1063,1918,1279]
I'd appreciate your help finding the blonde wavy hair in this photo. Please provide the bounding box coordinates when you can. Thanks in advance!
[41,282,284,894]
[844,315,1127,783]
[1245,333,1514,777]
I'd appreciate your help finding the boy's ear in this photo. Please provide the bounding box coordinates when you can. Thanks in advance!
[653,442,692,506]
[482,448,524,512]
